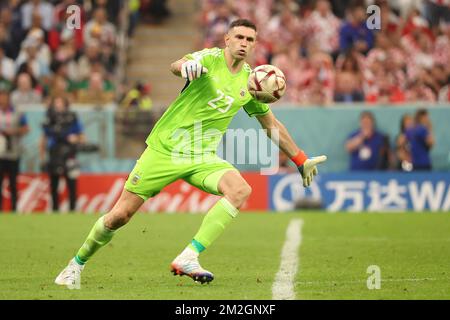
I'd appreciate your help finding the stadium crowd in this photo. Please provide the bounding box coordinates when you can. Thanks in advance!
[0,0,128,108]
[197,0,450,105]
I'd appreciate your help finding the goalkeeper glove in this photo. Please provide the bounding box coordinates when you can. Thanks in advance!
[181,60,208,81]
[291,151,327,187]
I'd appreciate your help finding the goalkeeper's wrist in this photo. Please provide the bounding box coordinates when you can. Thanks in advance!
[290,150,308,167]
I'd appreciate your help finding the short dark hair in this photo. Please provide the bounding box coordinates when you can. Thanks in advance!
[360,111,375,121]
[229,19,257,32]
[415,108,428,123]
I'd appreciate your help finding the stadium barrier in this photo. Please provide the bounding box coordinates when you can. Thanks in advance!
[5,172,450,213]
[20,104,450,173]
[228,104,450,172]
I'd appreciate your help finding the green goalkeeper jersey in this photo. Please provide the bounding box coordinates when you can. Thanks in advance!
[146,47,270,156]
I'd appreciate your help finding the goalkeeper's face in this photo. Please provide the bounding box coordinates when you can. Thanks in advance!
[225,26,256,61]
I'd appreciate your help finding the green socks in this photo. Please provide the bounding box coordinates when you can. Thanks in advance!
[73,198,238,265]
[74,216,115,265]
[188,198,239,253]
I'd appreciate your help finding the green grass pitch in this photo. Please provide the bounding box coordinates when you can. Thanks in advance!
[1,212,449,300]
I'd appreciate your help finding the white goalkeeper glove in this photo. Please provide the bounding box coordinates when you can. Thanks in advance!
[181,60,208,81]
[297,155,327,187]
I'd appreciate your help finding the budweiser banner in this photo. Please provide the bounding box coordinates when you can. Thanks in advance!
[1,174,268,213]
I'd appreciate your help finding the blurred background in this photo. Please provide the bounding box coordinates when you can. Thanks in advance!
[0,0,449,213]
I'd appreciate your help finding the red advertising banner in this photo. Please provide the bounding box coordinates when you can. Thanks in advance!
[1,173,268,213]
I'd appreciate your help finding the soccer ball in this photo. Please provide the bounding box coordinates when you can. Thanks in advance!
[247,65,286,103]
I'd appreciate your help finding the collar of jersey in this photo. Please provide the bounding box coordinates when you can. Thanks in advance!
[221,49,245,77]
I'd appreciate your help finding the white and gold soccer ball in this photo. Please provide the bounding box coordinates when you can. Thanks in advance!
[247,64,286,103]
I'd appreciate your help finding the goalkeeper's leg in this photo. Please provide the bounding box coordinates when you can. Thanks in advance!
[55,189,144,289]
[171,170,251,283]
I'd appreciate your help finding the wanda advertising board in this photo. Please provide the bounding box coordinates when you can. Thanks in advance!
[2,173,450,213]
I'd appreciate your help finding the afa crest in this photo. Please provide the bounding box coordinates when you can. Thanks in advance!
[131,173,141,185]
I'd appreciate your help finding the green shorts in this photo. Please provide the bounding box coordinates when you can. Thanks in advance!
[124,147,237,201]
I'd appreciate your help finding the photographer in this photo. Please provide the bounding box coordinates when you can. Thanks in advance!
[39,96,85,212]
[345,111,390,171]
[0,85,29,212]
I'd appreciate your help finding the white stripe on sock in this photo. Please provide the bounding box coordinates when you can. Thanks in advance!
[219,198,239,218]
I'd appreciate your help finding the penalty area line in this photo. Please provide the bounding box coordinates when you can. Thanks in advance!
[272,218,303,300]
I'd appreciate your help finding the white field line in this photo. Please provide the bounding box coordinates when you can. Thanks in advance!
[272,219,303,300]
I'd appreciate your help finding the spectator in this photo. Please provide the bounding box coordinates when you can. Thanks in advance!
[203,3,237,48]
[120,82,153,111]
[345,111,388,170]
[266,6,302,54]
[423,0,450,27]
[0,5,26,59]
[295,51,335,105]
[378,0,402,36]
[83,8,116,48]
[405,109,434,170]
[433,22,450,67]
[48,74,75,102]
[128,0,141,37]
[421,64,448,97]
[52,35,79,81]
[329,0,353,19]
[21,0,54,32]
[438,73,450,103]
[10,72,42,106]
[90,0,122,25]
[76,71,115,106]
[21,28,52,67]
[0,45,15,81]
[339,5,375,55]
[334,51,364,102]
[0,63,12,91]
[76,40,102,81]
[404,79,436,102]
[49,60,77,94]
[364,33,407,103]
[15,37,50,80]
[396,114,414,171]
[83,7,117,73]
[39,96,85,212]
[304,0,341,57]
[0,84,29,212]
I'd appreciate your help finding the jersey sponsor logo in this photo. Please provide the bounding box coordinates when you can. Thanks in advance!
[240,88,246,97]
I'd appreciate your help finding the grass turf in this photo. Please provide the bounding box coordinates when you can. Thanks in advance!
[0,212,449,300]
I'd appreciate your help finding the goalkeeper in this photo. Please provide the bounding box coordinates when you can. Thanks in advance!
[55,19,327,289]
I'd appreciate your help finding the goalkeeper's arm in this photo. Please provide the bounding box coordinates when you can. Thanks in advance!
[170,58,208,81]
[257,111,327,187]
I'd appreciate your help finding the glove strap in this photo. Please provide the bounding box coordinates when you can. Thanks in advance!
[290,150,308,167]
